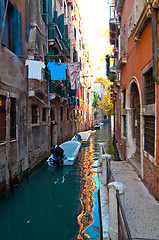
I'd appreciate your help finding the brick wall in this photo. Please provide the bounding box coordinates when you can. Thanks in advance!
[143,156,159,201]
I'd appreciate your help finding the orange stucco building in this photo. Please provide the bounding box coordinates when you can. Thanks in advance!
[109,0,159,200]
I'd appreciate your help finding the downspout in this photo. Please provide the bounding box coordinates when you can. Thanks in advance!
[152,7,159,82]
[46,0,51,151]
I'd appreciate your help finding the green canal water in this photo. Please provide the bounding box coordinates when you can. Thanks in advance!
[0,122,112,240]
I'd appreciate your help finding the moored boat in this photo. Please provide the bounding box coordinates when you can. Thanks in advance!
[72,131,91,144]
[47,134,82,167]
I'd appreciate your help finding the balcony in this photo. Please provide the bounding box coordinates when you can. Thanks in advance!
[48,23,69,58]
[109,21,117,45]
[49,76,72,101]
[116,0,125,14]
[117,54,127,70]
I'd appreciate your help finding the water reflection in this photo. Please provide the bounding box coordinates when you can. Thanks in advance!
[76,139,97,239]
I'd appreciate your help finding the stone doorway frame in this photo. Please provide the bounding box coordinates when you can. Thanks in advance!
[126,77,143,177]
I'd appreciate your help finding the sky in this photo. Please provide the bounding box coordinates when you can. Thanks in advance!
[77,0,110,78]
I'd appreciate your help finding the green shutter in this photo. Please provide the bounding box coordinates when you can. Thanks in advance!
[48,0,52,22]
[0,0,6,45]
[53,11,58,25]
[58,14,64,39]
[64,25,68,48]
[12,8,22,57]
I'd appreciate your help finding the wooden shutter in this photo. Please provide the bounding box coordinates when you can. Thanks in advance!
[58,14,64,39]
[0,0,6,45]
[48,0,52,22]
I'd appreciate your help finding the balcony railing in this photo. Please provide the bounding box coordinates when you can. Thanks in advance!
[49,76,71,98]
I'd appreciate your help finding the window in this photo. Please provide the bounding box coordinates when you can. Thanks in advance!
[60,106,63,121]
[144,116,155,157]
[32,105,38,124]
[51,106,55,121]
[42,108,46,122]
[0,96,6,142]
[67,108,69,121]
[10,98,16,140]
[0,0,22,56]
[123,88,126,109]
[144,68,155,105]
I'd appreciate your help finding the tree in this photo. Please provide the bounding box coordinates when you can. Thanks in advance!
[92,92,100,118]
[95,77,113,115]
[98,92,113,115]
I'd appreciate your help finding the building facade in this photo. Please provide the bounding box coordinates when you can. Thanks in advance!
[109,0,159,200]
[0,0,94,196]
[0,0,28,195]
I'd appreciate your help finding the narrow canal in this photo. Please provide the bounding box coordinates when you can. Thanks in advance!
[0,122,112,240]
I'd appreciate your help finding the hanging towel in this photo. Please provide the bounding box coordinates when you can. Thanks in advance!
[68,63,81,90]
[25,60,45,80]
[47,62,67,80]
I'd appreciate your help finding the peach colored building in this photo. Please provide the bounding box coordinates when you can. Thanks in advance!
[109,0,159,200]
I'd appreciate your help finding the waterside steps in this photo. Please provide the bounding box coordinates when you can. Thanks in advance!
[98,143,159,240]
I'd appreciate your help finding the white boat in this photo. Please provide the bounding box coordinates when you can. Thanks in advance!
[72,131,91,144]
[98,122,104,126]
[94,124,100,129]
[47,137,81,167]
[88,129,96,135]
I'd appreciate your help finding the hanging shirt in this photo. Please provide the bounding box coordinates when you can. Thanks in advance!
[25,60,45,80]
[47,62,67,81]
[68,63,81,90]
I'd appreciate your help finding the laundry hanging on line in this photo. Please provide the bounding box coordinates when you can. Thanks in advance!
[25,60,45,80]
[47,62,67,81]
[67,62,81,90]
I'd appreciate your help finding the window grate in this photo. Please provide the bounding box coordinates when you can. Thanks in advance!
[144,116,155,157]
[145,68,155,105]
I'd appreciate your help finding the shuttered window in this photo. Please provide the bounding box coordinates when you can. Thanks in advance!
[0,1,22,57]
[0,0,6,45]
[12,7,22,57]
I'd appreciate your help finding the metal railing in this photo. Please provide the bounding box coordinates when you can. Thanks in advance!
[101,144,133,240]
[116,190,132,240]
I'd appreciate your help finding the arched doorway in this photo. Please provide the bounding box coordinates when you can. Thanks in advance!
[127,80,141,173]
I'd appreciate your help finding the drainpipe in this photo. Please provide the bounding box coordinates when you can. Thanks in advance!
[152,7,159,82]
[5,92,11,199]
